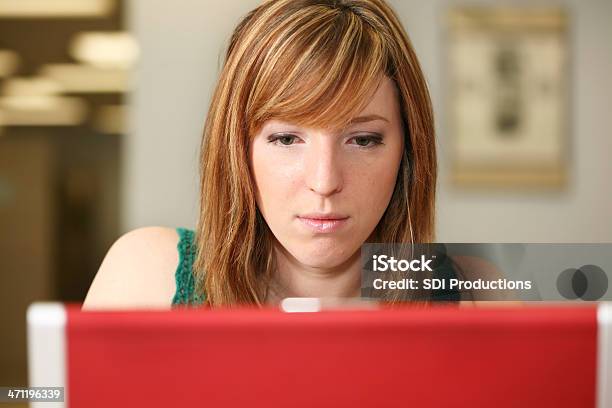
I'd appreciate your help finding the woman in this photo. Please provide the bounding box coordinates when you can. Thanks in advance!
[83,0,456,309]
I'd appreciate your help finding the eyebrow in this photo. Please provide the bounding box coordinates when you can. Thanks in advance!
[348,114,389,124]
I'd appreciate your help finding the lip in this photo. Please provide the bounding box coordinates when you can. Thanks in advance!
[297,214,349,233]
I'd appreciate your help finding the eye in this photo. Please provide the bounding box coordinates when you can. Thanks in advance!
[348,134,384,148]
[267,133,301,146]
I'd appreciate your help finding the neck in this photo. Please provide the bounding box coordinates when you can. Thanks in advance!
[265,241,362,305]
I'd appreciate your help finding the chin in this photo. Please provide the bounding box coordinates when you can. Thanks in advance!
[292,239,358,269]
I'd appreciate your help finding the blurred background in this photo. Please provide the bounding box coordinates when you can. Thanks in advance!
[0,0,611,393]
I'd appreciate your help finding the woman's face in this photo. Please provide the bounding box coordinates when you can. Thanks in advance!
[249,77,404,268]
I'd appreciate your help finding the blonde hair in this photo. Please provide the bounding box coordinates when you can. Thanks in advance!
[195,0,436,306]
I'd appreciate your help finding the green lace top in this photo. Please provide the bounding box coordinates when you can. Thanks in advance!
[171,228,205,307]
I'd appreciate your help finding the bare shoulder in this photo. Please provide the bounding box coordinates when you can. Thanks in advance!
[82,226,180,310]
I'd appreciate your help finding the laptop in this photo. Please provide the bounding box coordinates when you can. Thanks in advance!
[27,300,612,407]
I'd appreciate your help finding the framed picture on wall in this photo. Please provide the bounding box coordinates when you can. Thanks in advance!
[446,7,568,188]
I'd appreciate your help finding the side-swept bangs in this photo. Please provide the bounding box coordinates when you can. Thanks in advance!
[243,4,389,134]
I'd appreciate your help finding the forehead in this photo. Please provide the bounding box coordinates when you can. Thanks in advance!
[358,77,401,120]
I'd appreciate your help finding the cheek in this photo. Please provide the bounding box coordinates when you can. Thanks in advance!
[251,146,301,216]
[351,161,399,206]
[346,149,402,224]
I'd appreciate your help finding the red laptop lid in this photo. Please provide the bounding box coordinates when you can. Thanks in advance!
[61,304,596,408]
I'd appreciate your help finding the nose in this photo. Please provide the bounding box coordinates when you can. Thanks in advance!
[304,137,343,197]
